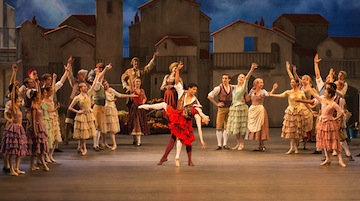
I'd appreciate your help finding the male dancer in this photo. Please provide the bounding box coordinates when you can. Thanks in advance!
[92,63,112,151]
[208,74,233,150]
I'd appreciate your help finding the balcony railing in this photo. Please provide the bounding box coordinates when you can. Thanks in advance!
[319,59,360,78]
[153,56,197,73]
[0,27,17,63]
[213,52,278,69]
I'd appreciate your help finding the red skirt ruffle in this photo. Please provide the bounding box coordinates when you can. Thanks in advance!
[166,106,195,146]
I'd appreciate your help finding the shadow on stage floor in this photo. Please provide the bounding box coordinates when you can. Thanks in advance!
[1,128,360,201]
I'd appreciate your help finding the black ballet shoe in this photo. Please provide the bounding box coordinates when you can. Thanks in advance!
[3,167,10,173]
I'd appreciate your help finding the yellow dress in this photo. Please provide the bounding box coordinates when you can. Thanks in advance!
[72,94,96,139]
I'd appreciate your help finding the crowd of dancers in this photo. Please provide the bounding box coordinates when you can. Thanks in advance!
[0,52,356,176]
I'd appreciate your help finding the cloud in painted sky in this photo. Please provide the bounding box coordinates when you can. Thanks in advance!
[5,0,360,45]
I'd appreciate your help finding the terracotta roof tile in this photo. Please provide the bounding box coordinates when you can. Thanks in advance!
[279,14,329,24]
[72,14,96,26]
[44,25,95,38]
[59,14,96,27]
[139,0,200,9]
[211,19,295,41]
[330,37,360,48]
[155,36,196,47]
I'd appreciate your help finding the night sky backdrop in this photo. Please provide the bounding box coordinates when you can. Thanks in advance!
[5,0,360,47]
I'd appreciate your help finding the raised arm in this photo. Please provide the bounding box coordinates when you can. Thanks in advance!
[266,83,278,96]
[10,64,18,114]
[98,63,112,81]
[245,63,257,81]
[143,51,159,73]
[67,65,76,87]
[286,61,294,79]
[328,68,335,83]
[292,64,300,81]
[314,54,321,80]
[58,65,70,86]
[51,73,57,95]
[175,61,183,85]
[92,64,112,93]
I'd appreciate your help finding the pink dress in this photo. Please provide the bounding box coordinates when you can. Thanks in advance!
[1,107,27,156]
[315,95,343,152]
[26,105,49,155]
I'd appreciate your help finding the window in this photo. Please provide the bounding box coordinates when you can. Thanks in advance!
[164,42,167,49]
[326,49,332,58]
[107,1,112,14]
[244,37,257,52]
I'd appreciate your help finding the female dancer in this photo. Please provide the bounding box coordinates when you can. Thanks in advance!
[68,74,99,155]
[27,88,50,171]
[270,77,307,154]
[292,63,316,147]
[227,63,257,150]
[160,62,183,109]
[140,62,208,166]
[1,65,27,176]
[247,78,277,151]
[103,79,137,150]
[41,74,62,162]
[127,77,149,146]
[40,86,53,163]
[310,88,346,167]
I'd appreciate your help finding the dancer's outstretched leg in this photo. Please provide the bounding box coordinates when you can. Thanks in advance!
[139,102,167,111]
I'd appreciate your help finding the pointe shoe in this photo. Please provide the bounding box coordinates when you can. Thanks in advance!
[102,143,111,149]
[232,144,239,150]
[50,157,57,163]
[111,145,117,151]
[237,143,244,151]
[346,155,355,161]
[157,158,168,165]
[339,161,347,168]
[188,161,194,166]
[175,158,180,167]
[15,169,25,174]
[10,171,19,176]
[81,149,87,156]
[320,160,331,166]
[285,149,293,155]
[43,166,49,171]
[31,166,40,171]
[294,149,299,154]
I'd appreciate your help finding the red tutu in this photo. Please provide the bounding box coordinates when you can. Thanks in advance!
[166,106,195,146]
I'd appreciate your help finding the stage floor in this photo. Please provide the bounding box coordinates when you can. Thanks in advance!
[1,128,360,201]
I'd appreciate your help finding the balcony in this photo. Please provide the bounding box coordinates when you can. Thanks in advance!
[0,27,17,64]
[153,56,196,73]
[213,52,278,69]
[0,48,16,63]
[320,59,360,78]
